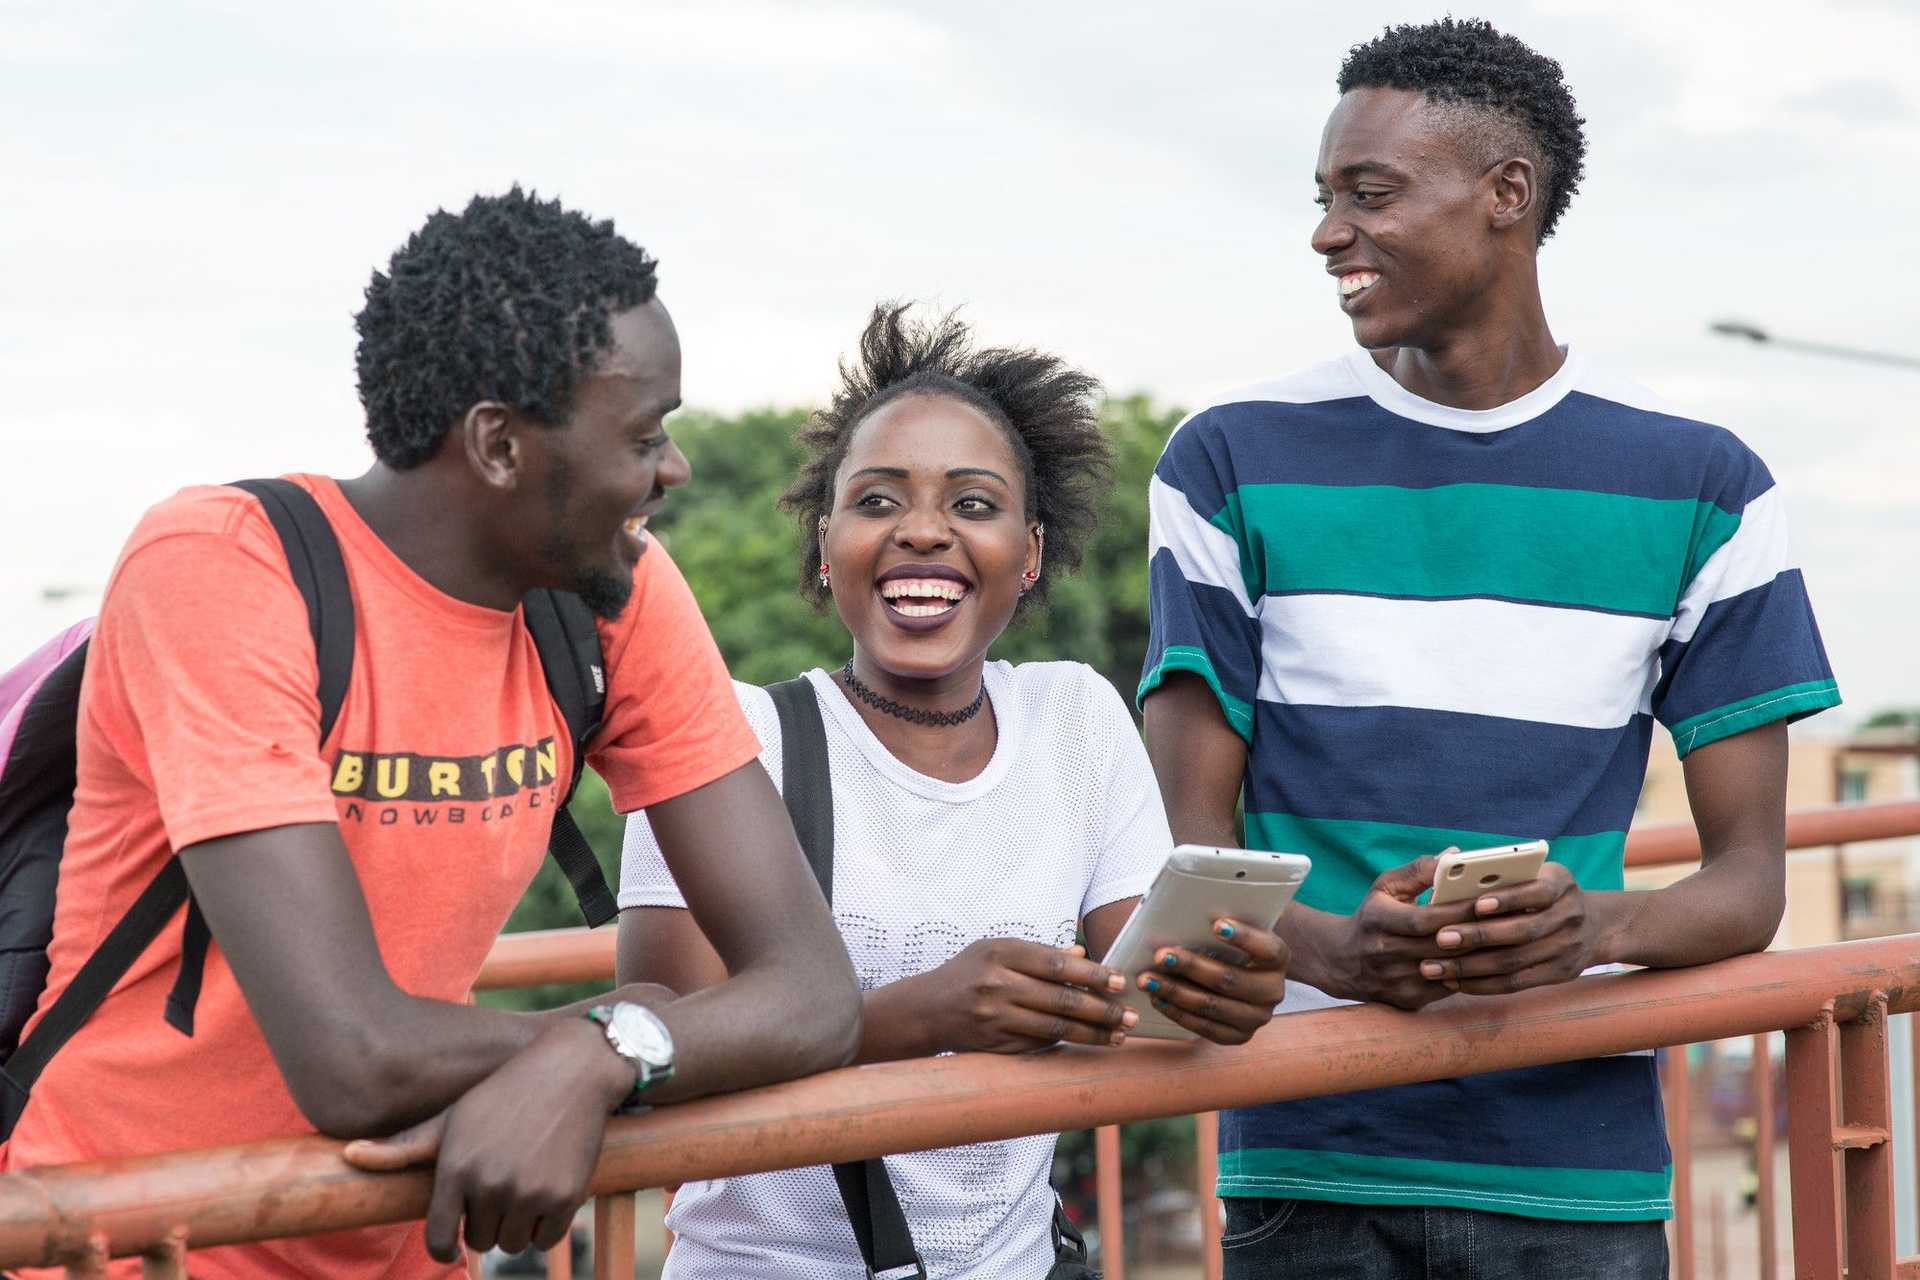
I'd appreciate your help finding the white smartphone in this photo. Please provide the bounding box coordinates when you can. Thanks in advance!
[1102,844,1311,1041]
[1428,840,1549,906]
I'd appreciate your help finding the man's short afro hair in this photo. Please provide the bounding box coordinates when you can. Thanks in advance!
[354,186,659,469]
[1338,17,1588,243]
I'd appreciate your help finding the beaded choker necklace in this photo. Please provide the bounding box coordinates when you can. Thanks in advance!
[839,660,987,728]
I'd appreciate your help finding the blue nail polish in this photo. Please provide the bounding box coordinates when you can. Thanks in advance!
[1152,997,1167,1010]
[1144,977,1161,993]
[1162,954,1179,970]
[1217,923,1235,938]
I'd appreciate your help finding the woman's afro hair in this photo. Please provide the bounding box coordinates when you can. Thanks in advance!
[782,303,1112,617]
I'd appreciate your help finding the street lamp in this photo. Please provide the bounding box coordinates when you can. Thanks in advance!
[1708,320,1920,372]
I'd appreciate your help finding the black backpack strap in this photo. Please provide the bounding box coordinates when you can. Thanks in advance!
[159,478,359,1036]
[522,589,617,928]
[1051,1196,1092,1269]
[228,479,356,743]
[830,1160,927,1280]
[765,678,833,891]
[161,900,213,1036]
[766,675,925,1280]
[2,860,191,1130]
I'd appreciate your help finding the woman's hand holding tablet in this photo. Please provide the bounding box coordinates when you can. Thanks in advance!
[1102,845,1306,1041]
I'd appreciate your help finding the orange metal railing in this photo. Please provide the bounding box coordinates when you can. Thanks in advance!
[4,933,1920,1276]
[463,799,1920,1275]
[7,802,1912,1274]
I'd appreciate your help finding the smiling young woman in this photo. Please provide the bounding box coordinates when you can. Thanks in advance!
[614,304,1290,1279]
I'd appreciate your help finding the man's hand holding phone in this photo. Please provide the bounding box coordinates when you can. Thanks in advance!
[1305,854,1487,1010]
[1417,861,1617,995]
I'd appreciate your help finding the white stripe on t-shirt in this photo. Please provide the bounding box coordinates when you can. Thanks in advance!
[1255,593,1667,729]
[1670,485,1793,645]
[1147,473,1256,616]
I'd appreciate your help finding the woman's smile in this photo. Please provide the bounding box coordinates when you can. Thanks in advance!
[876,563,973,628]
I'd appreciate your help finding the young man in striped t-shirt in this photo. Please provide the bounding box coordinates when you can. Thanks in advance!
[1139,19,1839,1280]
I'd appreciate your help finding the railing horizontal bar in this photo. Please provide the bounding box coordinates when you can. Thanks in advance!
[471,800,1920,992]
[1623,799,1920,869]
[474,927,617,991]
[7,933,1920,1268]
[1832,1123,1890,1150]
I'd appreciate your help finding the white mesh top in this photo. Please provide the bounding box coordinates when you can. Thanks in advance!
[619,660,1170,1279]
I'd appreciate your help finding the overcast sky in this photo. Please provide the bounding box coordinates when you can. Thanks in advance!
[5,0,1916,729]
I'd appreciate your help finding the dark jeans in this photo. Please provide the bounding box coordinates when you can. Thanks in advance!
[1220,1198,1668,1280]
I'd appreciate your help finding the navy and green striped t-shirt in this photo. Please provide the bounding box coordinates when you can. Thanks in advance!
[1139,347,1839,1221]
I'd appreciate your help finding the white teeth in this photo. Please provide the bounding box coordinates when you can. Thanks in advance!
[623,515,648,537]
[891,600,956,618]
[879,577,968,603]
[1338,272,1379,296]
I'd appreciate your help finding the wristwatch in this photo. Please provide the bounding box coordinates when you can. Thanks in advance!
[585,1002,675,1112]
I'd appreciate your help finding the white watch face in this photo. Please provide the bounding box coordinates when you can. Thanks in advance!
[610,1003,673,1066]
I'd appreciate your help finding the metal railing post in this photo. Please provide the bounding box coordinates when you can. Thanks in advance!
[1841,993,1896,1279]
[1754,1031,1778,1280]
[1194,1110,1221,1280]
[1787,1005,1845,1280]
[592,1193,636,1280]
[1096,1125,1125,1280]
[139,1226,187,1280]
[1904,1013,1920,1243]
[1664,1044,1695,1280]
[63,1231,108,1279]
[546,1234,573,1280]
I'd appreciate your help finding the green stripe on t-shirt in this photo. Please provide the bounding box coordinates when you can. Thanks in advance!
[1244,812,1626,915]
[1668,678,1842,757]
[1217,1147,1673,1222]
[1212,483,1739,617]
[1137,644,1255,741]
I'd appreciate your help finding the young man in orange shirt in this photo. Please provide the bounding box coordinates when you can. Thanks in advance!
[2,188,861,1276]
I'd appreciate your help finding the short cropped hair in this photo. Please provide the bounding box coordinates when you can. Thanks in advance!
[354,187,660,468]
[783,303,1112,616]
[1338,18,1588,243]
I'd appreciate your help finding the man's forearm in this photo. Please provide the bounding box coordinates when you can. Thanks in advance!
[1589,854,1783,970]
[1596,723,1787,971]
[304,982,676,1137]
[319,995,560,1137]
[637,952,861,1102]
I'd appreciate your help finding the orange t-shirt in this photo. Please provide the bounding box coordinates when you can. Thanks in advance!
[3,475,759,1278]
